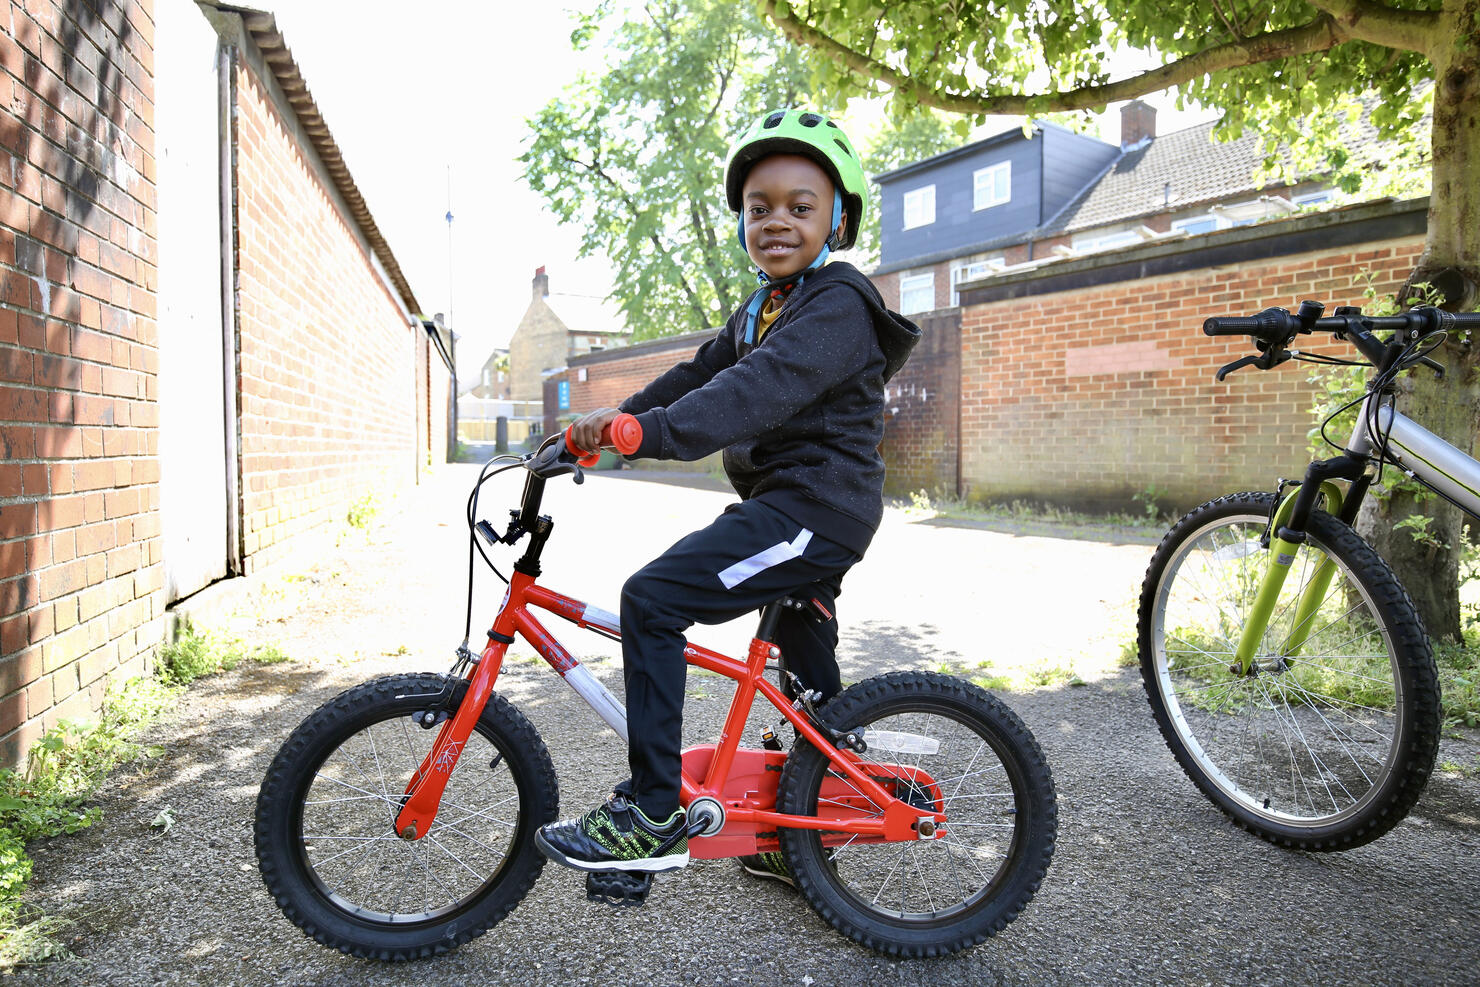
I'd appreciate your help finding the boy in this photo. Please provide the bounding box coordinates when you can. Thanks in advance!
[535,109,920,878]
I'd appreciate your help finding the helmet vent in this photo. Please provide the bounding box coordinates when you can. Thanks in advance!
[834,138,855,158]
[799,113,822,127]
[763,111,785,129]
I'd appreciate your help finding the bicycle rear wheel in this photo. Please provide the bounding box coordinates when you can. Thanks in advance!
[1138,492,1439,850]
[776,671,1056,957]
[254,673,559,959]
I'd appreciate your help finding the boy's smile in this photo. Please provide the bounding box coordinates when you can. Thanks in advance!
[741,154,845,281]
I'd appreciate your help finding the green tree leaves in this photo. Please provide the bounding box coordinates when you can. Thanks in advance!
[520,0,819,341]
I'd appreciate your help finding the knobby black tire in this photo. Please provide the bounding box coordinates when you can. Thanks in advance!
[1137,492,1440,851]
[254,673,559,960]
[776,671,1057,957]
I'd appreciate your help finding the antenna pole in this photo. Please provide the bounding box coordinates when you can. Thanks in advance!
[445,165,454,327]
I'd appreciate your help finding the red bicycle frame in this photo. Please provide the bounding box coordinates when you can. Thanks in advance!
[393,569,945,855]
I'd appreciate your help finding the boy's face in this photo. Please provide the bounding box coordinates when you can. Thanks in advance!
[741,154,843,281]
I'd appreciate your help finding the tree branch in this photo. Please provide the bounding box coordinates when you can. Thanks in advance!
[761,2,1433,115]
[1305,0,1439,54]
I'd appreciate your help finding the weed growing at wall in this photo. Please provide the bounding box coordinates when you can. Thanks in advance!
[158,622,289,687]
[0,676,178,967]
[0,626,292,966]
[345,492,380,530]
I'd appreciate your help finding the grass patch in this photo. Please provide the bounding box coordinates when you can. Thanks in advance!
[346,492,380,530]
[900,488,1166,534]
[936,658,1084,693]
[0,675,179,968]
[158,622,290,686]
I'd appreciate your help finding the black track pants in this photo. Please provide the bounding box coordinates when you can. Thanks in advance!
[618,499,861,819]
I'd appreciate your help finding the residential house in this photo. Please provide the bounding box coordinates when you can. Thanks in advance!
[872,101,1341,316]
[506,267,626,403]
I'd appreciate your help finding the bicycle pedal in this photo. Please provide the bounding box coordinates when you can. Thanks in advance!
[585,869,654,907]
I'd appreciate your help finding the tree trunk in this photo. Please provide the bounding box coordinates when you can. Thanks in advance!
[1357,7,1480,642]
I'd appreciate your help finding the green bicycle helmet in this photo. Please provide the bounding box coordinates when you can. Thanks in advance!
[725,109,866,251]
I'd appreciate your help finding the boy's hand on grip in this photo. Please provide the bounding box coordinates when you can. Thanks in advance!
[569,408,621,456]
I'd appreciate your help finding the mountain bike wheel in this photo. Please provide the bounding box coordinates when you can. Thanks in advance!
[1138,491,1439,850]
[254,673,559,960]
[775,671,1056,957]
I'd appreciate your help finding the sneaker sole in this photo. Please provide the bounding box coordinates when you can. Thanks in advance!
[739,862,795,887]
[535,829,689,873]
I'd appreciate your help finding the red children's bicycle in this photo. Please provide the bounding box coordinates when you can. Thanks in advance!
[253,417,1057,959]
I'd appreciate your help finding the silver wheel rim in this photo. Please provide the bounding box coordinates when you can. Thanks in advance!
[812,705,1024,923]
[1151,509,1405,828]
[296,712,521,923]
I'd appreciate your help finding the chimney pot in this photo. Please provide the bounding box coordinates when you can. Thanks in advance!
[533,266,550,301]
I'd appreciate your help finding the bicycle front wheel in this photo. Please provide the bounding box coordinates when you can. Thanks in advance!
[1138,492,1439,850]
[254,673,559,959]
[776,671,1057,957]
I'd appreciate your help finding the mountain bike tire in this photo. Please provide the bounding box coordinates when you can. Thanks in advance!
[254,673,559,960]
[775,671,1057,957]
[1138,492,1440,850]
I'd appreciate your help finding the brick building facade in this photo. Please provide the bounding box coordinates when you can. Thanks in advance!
[0,1,162,762]
[0,2,447,765]
[956,198,1427,511]
[229,36,421,570]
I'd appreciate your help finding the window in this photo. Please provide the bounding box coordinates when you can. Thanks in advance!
[973,162,1011,210]
[1172,214,1224,236]
[902,185,935,230]
[1071,229,1142,253]
[950,256,1005,305]
[1294,189,1333,208]
[898,272,935,315]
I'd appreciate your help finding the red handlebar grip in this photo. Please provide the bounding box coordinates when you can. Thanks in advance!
[605,413,642,455]
[565,413,644,467]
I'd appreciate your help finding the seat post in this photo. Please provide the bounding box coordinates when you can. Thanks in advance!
[754,599,786,644]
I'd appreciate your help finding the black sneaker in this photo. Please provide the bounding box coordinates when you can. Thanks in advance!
[737,851,794,887]
[536,793,689,872]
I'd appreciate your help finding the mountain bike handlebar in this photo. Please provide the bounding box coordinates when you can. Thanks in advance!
[1203,302,1480,381]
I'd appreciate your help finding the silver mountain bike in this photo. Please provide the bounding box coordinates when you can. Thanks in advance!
[1138,300,1480,850]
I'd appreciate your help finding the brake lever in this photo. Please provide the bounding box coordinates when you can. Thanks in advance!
[1215,355,1261,381]
[523,440,586,484]
[1216,349,1292,382]
[1416,356,1445,379]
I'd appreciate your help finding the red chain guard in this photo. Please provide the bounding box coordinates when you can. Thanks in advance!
[681,744,942,860]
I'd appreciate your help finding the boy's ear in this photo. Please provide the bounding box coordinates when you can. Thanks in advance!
[829,214,848,250]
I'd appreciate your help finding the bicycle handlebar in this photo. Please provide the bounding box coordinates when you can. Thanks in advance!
[1204,302,1480,380]
[564,413,643,467]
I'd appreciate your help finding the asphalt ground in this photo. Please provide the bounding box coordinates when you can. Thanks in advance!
[13,463,1480,985]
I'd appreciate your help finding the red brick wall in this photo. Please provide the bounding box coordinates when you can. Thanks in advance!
[232,58,416,571]
[880,309,960,497]
[960,238,1427,511]
[0,1,160,763]
[563,330,719,473]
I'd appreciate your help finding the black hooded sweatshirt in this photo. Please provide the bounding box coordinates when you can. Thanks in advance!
[620,262,921,555]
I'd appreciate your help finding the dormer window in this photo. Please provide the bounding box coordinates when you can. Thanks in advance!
[973,162,1011,210]
[903,185,936,230]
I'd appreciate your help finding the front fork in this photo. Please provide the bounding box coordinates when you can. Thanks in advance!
[1232,465,1369,673]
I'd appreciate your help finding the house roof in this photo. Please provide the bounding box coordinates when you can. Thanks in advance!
[199,2,422,316]
[1040,109,1388,236]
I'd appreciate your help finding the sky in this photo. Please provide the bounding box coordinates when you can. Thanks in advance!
[271,2,1215,374]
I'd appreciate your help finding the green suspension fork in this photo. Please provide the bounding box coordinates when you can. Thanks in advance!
[1232,481,1346,673]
